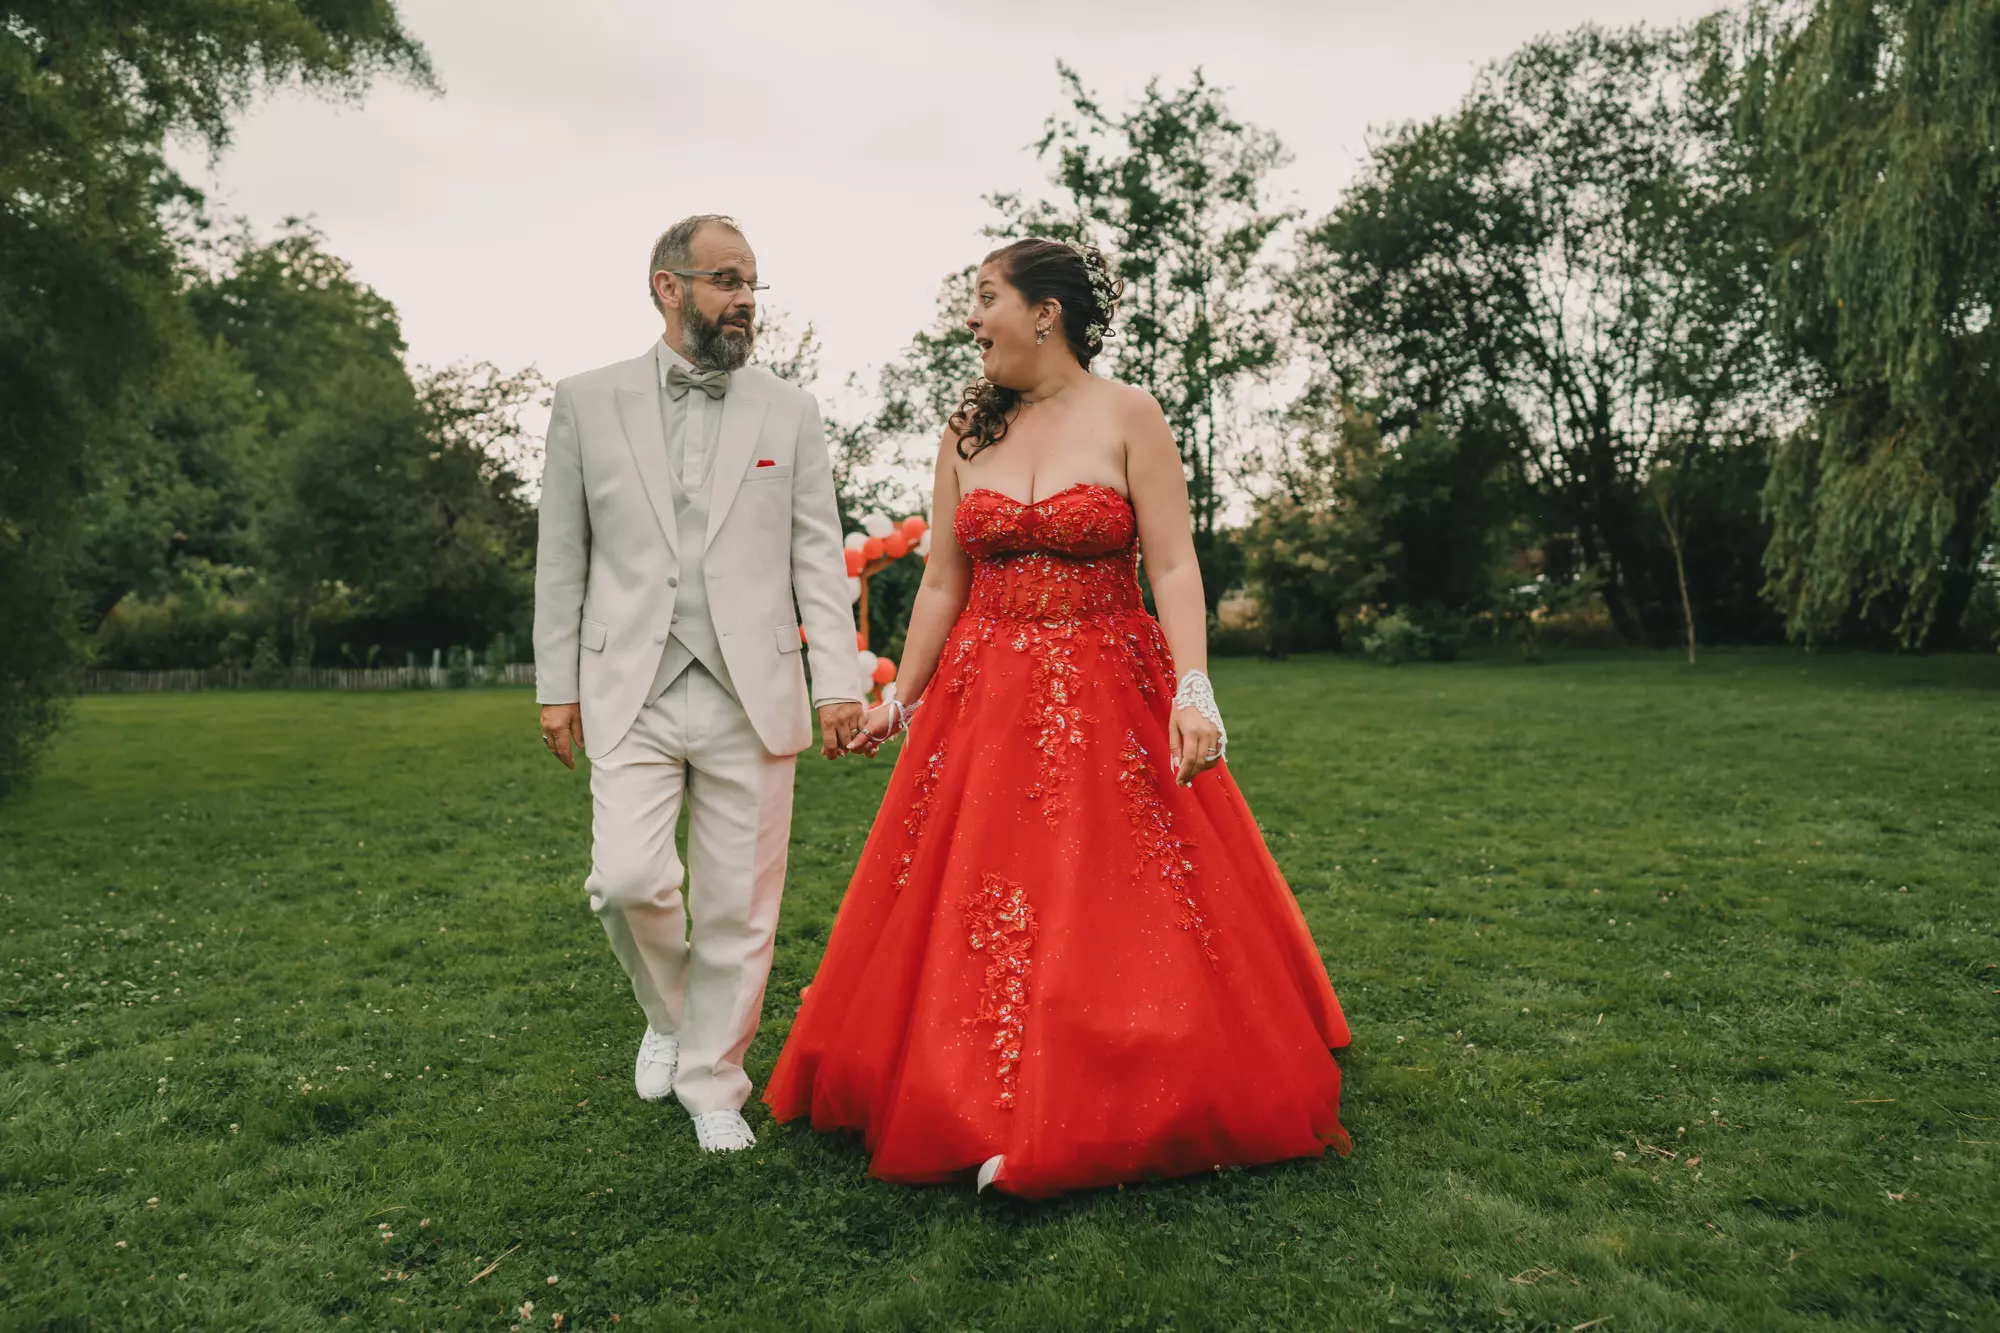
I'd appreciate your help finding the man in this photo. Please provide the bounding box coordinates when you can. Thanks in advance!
[534,214,868,1152]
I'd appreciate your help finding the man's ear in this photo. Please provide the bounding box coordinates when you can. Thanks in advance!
[653,270,680,312]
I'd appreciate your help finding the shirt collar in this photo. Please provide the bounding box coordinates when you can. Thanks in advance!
[656,338,695,387]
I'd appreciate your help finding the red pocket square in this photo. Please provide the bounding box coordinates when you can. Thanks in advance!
[755,458,777,467]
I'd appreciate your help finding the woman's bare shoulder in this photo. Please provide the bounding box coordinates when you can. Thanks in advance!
[1087,374,1167,423]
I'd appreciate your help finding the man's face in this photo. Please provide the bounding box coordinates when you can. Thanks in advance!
[658,225,758,370]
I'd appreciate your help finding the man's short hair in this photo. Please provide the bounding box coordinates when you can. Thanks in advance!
[648,214,742,312]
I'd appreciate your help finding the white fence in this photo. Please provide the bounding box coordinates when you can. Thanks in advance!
[81,664,538,694]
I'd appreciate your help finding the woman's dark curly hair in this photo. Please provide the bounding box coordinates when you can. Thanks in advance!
[950,238,1124,460]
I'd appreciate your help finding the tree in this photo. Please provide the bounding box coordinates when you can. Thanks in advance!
[0,2,430,795]
[69,316,266,627]
[395,359,545,643]
[184,223,403,660]
[73,219,544,671]
[1732,0,2000,646]
[1288,25,1783,647]
[189,226,542,663]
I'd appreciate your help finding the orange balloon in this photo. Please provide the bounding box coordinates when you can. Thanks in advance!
[843,547,865,576]
[855,631,868,650]
[902,515,928,540]
[799,625,808,643]
[884,532,910,559]
[862,536,886,561]
[871,657,898,685]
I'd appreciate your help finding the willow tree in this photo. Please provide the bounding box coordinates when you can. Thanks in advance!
[0,2,431,794]
[1739,0,2000,645]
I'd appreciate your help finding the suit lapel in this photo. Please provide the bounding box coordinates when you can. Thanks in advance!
[612,350,679,562]
[704,373,769,549]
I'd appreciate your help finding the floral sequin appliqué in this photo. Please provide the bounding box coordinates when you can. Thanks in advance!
[1119,731,1218,963]
[961,872,1038,1110]
[1017,620,1093,823]
[953,485,1144,822]
[894,738,949,891]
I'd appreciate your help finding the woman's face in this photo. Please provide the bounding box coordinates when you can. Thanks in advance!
[966,263,1055,388]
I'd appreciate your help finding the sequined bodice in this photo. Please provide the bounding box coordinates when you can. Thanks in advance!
[955,483,1143,621]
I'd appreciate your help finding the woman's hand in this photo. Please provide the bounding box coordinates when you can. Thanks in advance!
[843,702,899,757]
[1168,705,1223,787]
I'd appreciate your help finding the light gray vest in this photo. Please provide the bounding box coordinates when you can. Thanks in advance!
[649,411,736,702]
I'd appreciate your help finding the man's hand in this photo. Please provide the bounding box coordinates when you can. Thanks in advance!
[817,701,867,759]
[541,703,585,770]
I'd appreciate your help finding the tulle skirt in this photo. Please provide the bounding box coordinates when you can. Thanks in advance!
[765,608,1351,1198]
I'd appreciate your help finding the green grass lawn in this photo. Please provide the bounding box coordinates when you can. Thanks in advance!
[3,650,1997,1331]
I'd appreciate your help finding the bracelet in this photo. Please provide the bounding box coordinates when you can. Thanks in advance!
[1172,670,1226,760]
[888,697,922,737]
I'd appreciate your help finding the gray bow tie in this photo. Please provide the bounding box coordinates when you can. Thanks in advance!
[665,363,729,401]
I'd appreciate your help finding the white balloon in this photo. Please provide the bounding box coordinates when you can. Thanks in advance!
[844,531,867,551]
[847,575,862,602]
[862,511,894,538]
[917,530,932,557]
[856,650,879,677]
[880,682,898,704]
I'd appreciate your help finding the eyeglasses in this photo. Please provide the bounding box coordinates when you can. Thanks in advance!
[669,268,768,295]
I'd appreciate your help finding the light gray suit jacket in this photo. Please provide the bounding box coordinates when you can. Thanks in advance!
[534,345,865,757]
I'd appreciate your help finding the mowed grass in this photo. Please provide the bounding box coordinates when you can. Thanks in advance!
[2,651,1998,1332]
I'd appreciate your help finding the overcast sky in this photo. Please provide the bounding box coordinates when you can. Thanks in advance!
[175,0,1726,410]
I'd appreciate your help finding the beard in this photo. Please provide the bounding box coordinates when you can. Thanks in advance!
[683,300,754,371]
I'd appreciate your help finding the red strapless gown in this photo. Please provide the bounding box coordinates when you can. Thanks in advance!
[764,483,1351,1197]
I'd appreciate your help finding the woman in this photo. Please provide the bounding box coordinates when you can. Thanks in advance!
[763,239,1350,1198]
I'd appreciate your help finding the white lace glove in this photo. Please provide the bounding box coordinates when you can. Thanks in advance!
[1173,669,1226,761]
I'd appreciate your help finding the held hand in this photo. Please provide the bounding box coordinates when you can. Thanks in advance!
[818,702,867,760]
[843,702,899,758]
[541,703,585,770]
[1167,706,1222,787]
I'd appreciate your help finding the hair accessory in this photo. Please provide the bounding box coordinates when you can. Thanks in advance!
[1066,241,1124,353]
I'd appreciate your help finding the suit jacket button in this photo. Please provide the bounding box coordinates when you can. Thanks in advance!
[668,576,679,588]
[653,632,667,644]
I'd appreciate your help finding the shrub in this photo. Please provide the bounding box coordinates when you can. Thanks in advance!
[1492,572,1623,660]
[1208,621,1271,658]
[90,564,265,670]
[1361,611,1430,665]
[1246,407,1511,658]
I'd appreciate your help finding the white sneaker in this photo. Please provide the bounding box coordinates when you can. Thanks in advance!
[976,1154,1005,1193]
[692,1107,757,1153]
[634,1028,679,1102]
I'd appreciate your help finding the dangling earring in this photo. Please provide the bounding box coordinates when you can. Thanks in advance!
[1035,325,1048,345]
